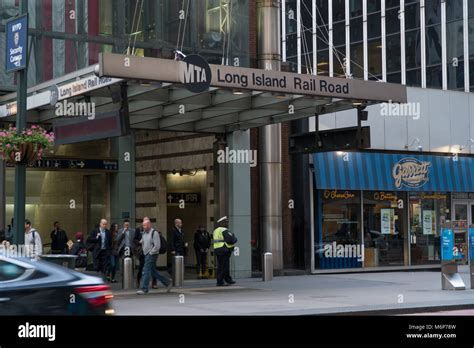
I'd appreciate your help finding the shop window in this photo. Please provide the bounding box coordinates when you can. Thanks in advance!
[317,190,362,269]
[363,192,407,267]
[409,192,449,265]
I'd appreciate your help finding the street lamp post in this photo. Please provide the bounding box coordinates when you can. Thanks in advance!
[12,0,28,245]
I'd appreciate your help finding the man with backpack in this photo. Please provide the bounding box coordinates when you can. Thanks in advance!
[136,218,172,295]
[24,219,42,258]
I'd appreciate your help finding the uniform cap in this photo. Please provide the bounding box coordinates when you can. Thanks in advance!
[217,216,228,223]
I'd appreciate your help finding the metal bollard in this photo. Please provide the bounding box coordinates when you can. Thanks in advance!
[122,257,133,290]
[172,256,184,287]
[262,252,273,281]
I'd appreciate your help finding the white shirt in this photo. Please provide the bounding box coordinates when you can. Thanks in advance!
[25,228,43,258]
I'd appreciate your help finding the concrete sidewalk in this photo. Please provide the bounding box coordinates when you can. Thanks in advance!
[111,266,474,315]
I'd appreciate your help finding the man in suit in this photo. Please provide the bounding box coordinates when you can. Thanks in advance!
[170,218,187,256]
[87,218,112,277]
[115,219,134,258]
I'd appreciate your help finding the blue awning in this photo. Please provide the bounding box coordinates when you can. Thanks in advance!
[313,152,474,192]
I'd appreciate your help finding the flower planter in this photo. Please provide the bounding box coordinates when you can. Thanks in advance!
[0,125,54,164]
[7,143,37,164]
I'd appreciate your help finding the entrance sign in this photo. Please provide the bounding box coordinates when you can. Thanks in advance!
[98,53,407,103]
[5,14,28,72]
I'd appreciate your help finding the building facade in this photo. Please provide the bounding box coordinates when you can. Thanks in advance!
[285,0,474,272]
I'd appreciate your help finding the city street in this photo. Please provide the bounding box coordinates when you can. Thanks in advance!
[111,267,474,315]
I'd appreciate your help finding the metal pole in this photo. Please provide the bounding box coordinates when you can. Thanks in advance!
[172,255,184,287]
[262,252,273,281]
[122,257,134,289]
[257,0,283,273]
[12,0,28,245]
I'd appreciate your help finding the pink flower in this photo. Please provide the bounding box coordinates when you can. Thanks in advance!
[26,131,32,135]
[6,144,10,148]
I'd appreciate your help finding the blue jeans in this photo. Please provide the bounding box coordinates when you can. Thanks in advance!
[140,253,170,292]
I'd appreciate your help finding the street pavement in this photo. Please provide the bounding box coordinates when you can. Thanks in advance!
[111,266,474,315]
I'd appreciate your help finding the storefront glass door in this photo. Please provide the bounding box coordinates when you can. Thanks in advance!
[452,201,470,264]
[409,193,449,265]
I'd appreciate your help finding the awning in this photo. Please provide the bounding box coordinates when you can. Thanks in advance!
[0,54,407,136]
[313,151,474,192]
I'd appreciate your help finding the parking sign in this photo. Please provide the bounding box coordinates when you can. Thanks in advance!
[5,14,28,72]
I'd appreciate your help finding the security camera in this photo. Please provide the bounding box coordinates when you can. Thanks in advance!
[174,50,187,61]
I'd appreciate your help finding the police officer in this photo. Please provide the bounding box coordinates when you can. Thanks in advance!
[213,216,237,287]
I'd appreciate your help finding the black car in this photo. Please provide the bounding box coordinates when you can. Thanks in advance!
[0,255,114,315]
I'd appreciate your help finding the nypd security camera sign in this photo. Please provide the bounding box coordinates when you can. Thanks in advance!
[179,54,212,93]
[5,14,28,73]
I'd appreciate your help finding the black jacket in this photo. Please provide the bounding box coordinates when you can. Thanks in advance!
[87,228,112,258]
[70,240,88,268]
[193,230,211,252]
[170,227,186,255]
[50,229,69,253]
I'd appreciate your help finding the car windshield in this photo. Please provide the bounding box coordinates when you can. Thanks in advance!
[0,260,26,281]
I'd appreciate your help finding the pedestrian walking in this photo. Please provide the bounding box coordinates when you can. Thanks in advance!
[87,219,112,277]
[106,222,119,283]
[136,218,171,295]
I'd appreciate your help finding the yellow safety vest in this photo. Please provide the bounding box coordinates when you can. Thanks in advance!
[213,227,234,249]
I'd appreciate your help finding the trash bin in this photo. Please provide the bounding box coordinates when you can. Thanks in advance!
[39,254,77,270]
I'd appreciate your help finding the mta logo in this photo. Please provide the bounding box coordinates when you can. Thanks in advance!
[183,63,207,84]
[180,55,211,93]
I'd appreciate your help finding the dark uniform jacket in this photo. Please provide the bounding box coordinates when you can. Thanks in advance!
[170,227,186,255]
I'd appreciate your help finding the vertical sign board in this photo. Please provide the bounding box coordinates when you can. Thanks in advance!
[5,14,28,72]
[469,227,474,262]
[441,227,454,262]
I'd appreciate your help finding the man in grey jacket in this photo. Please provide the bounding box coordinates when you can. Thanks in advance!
[136,218,172,295]
[24,219,42,258]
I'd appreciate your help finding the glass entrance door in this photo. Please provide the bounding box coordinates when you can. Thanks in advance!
[452,201,469,264]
